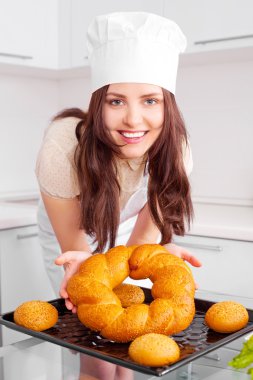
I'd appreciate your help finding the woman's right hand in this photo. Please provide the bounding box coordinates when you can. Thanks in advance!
[54,251,91,313]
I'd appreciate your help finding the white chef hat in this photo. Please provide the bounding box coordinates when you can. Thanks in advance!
[86,12,187,94]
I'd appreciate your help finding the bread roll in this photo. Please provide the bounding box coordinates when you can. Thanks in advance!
[113,284,145,307]
[205,301,249,333]
[14,301,58,331]
[128,333,180,366]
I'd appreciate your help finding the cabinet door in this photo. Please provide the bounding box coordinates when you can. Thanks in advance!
[173,234,253,298]
[0,225,55,345]
[71,0,164,67]
[0,0,58,68]
[0,0,36,59]
[2,341,63,380]
[163,0,253,52]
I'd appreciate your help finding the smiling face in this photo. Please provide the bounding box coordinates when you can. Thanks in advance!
[102,83,164,159]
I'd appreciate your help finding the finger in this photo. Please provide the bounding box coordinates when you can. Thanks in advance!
[72,306,77,314]
[59,266,80,299]
[185,256,202,267]
[55,251,91,266]
[54,252,78,266]
[65,298,74,310]
[59,285,68,299]
[55,255,68,266]
[192,257,202,267]
[59,275,70,299]
[181,251,202,267]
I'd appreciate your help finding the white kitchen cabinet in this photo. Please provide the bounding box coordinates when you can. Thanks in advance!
[1,0,253,74]
[70,0,164,67]
[163,0,253,53]
[1,340,63,380]
[0,225,55,346]
[173,234,253,298]
[0,0,58,68]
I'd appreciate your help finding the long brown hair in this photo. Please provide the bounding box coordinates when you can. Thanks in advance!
[53,86,193,252]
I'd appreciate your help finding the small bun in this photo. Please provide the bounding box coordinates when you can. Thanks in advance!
[128,333,180,367]
[205,301,249,333]
[14,301,58,331]
[113,284,145,307]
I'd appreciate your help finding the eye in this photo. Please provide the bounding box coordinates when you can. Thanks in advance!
[145,98,158,105]
[110,99,124,106]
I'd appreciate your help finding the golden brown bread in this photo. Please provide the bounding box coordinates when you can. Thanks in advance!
[14,301,58,331]
[205,301,249,333]
[114,284,145,307]
[128,333,180,366]
[67,244,195,342]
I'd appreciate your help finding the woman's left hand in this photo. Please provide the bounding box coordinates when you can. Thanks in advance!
[163,243,202,267]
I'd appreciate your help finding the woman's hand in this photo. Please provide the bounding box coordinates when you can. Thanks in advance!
[163,243,202,289]
[163,243,202,267]
[54,251,92,313]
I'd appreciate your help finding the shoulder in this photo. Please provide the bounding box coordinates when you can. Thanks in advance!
[43,116,81,153]
[35,117,82,198]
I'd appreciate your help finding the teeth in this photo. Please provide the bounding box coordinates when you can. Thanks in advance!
[121,131,146,138]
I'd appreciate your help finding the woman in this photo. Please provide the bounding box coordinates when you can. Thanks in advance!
[36,12,201,380]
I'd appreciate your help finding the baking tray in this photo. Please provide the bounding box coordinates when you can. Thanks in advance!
[1,288,253,377]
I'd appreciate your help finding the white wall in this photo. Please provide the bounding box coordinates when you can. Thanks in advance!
[0,74,59,195]
[58,76,91,109]
[176,60,253,205]
[0,73,92,197]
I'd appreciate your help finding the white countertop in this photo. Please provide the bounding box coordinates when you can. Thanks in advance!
[0,200,252,241]
[0,201,37,230]
[189,203,253,241]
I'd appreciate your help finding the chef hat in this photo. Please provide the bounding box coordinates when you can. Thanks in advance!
[86,12,187,94]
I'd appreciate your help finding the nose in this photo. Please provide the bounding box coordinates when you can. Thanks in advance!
[123,104,143,128]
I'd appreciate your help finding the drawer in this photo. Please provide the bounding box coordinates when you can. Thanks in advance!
[173,235,253,298]
[0,225,55,345]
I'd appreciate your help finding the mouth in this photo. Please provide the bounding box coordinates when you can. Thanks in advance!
[117,130,148,143]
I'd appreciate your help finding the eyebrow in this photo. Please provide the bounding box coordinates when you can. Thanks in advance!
[106,92,163,98]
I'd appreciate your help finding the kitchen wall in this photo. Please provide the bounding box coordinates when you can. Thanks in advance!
[0,74,59,197]
[58,76,91,110]
[0,56,252,205]
[177,59,253,206]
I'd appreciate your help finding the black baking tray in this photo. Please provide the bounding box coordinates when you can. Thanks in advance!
[1,288,253,377]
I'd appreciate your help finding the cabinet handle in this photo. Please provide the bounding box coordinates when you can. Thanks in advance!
[174,242,223,252]
[194,34,253,45]
[0,52,33,60]
[17,232,38,240]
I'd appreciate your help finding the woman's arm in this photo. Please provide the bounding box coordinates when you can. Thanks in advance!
[127,203,202,268]
[41,192,92,311]
[41,192,90,253]
[126,203,160,246]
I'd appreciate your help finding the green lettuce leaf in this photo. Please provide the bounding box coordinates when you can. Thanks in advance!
[229,336,253,369]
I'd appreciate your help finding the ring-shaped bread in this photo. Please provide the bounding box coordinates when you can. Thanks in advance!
[67,244,195,342]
